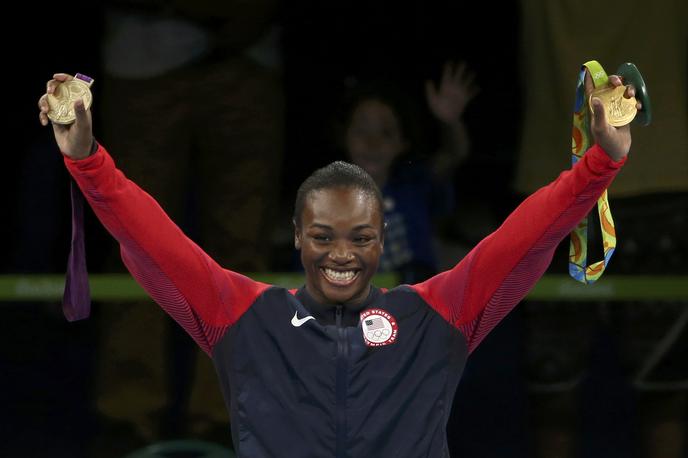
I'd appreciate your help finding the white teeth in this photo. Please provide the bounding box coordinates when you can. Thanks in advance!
[323,268,357,282]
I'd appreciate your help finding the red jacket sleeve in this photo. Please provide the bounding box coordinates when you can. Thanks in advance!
[411,145,626,354]
[64,143,270,356]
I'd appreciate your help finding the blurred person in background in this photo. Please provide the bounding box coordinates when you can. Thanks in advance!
[336,61,478,284]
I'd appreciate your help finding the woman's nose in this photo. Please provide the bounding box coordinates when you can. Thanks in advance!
[328,241,354,262]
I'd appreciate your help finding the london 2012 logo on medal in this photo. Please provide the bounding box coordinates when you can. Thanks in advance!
[360,308,398,347]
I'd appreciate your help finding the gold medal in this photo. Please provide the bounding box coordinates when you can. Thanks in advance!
[47,74,94,125]
[589,85,637,127]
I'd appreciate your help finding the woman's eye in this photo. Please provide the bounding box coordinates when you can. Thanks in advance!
[313,235,330,242]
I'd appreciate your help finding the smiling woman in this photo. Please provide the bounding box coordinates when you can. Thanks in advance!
[292,161,385,306]
[296,184,384,306]
[40,64,637,456]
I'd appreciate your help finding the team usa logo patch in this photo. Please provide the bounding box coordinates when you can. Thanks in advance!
[360,308,398,347]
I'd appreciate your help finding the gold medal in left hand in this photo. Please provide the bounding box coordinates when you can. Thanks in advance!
[589,84,637,127]
[47,73,94,125]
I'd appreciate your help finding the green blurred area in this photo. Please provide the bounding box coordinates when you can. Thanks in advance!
[1,274,687,301]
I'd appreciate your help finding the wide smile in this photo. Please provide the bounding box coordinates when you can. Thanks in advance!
[320,267,360,286]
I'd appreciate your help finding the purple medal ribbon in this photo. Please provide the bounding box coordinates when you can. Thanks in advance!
[63,175,91,321]
[75,72,93,85]
[62,72,94,321]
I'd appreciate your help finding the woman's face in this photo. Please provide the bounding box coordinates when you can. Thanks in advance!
[345,99,407,183]
[295,187,384,306]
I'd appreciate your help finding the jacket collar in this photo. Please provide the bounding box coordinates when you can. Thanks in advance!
[296,285,382,327]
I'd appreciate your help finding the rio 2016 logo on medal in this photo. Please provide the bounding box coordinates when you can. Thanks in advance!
[360,308,398,347]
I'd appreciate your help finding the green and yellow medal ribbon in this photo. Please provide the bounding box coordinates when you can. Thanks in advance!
[568,60,651,283]
[569,60,616,284]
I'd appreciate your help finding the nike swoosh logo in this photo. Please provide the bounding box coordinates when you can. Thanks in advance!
[291,311,315,327]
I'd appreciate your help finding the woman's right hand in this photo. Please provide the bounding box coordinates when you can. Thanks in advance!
[38,73,93,160]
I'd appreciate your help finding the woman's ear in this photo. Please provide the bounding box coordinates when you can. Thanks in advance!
[380,221,387,253]
[293,219,302,250]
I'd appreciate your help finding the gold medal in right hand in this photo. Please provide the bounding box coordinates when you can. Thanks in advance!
[47,76,93,125]
[589,85,637,127]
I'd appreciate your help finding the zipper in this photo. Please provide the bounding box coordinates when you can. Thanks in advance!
[335,305,348,457]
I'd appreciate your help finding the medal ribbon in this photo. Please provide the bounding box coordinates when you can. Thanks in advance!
[64,179,91,321]
[62,72,94,321]
[568,60,616,284]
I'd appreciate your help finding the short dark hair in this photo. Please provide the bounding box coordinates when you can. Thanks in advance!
[293,161,384,227]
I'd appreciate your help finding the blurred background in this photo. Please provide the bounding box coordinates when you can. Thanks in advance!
[2,0,686,457]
